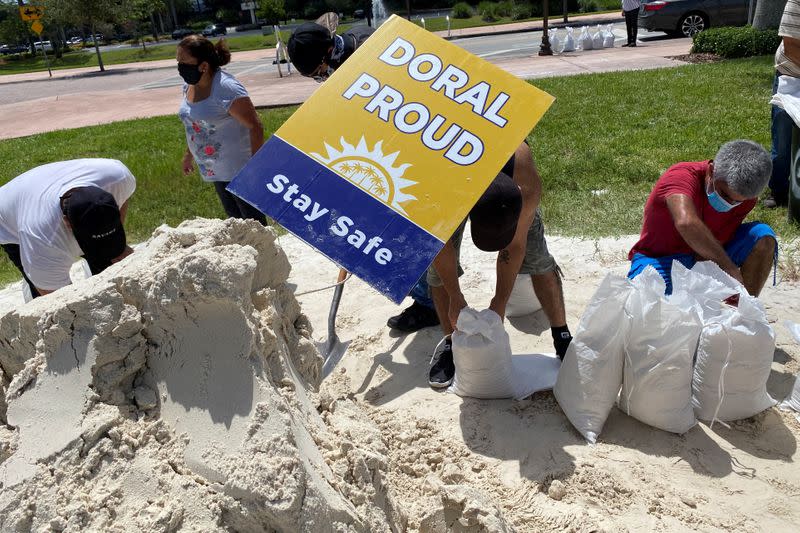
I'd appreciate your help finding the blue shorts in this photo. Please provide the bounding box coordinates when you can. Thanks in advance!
[628,222,777,294]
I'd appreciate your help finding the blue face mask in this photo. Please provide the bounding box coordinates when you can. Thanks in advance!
[707,182,741,212]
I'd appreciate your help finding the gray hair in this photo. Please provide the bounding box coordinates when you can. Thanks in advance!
[712,140,772,198]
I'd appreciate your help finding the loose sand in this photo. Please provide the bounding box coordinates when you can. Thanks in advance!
[0,219,799,532]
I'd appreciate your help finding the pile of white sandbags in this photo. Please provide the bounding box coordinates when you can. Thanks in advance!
[555,262,776,443]
[550,25,615,54]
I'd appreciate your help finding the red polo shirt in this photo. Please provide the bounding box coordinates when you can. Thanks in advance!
[629,161,756,259]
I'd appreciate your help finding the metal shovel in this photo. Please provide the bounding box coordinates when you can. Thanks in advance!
[320,268,350,378]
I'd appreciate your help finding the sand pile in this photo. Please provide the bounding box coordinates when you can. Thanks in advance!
[0,219,418,532]
[3,220,799,532]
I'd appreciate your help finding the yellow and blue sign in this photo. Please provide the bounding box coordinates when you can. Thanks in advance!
[229,15,554,303]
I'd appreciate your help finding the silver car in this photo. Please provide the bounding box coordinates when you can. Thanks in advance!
[639,0,749,37]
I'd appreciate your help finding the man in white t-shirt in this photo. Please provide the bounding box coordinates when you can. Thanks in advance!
[767,0,800,208]
[0,158,136,298]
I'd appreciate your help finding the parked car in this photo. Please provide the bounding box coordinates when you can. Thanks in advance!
[0,44,28,55]
[202,23,227,37]
[172,28,196,40]
[33,40,54,52]
[84,34,105,45]
[639,0,749,37]
[67,36,83,45]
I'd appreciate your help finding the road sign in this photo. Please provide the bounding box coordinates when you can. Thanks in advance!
[241,2,256,10]
[30,20,43,35]
[19,5,44,21]
[228,16,554,303]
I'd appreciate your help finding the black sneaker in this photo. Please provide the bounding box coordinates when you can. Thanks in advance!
[429,343,455,389]
[387,301,440,332]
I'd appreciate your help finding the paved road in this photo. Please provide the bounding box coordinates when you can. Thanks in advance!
[0,22,672,106]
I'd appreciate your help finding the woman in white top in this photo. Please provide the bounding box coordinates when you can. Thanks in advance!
[177,35,266,224]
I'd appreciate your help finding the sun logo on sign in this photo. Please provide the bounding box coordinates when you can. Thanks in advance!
[311,136,417,215]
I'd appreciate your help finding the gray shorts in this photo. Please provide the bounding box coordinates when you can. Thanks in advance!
[427,208,558,287]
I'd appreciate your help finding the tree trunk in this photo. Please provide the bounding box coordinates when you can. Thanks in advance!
[151,12,160,41]
[753,0,788,30]
[90,18,105,72]
[169,0,179,29]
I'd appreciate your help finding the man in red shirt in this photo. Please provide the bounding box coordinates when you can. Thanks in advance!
[629,140,776,296]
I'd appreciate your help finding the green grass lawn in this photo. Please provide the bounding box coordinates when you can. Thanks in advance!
[0,31,291,75]
[0,56,787,286]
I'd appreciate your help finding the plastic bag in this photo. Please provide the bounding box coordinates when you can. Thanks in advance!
[561,27,576,52]
[770,73,800,128]
[451,308,559,399]
[591,25,604,49]
[618,267,700,434]
[603,24,615,48]
[548,28,560,55]
[578,26,593,51]
[675,262,777,424]
[554,274,634,443]
[506,274,542,318]
[780,321,800,419]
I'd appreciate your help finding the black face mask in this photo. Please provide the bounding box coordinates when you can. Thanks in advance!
[178,62,202,85]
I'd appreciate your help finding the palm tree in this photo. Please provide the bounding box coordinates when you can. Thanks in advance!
[753,0,788,30]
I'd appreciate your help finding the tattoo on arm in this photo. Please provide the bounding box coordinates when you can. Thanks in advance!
[499,249,510,264]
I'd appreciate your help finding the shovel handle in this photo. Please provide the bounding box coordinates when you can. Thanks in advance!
[327,269,348,341]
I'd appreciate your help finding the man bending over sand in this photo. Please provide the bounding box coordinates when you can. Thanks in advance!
[427,142,571,388]
[628,140,776,295]
[0,159,135,298]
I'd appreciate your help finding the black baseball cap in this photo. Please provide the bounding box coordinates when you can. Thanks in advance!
[61,186,126,261]
[469,172,522,252]
[287,22,334,76]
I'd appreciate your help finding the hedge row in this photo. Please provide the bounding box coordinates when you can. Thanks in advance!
[691,26,781,59]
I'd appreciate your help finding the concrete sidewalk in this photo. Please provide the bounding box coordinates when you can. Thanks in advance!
[0,36,692,141]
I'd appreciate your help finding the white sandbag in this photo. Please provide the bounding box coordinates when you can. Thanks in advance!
[682,262,777,423]
[561,27,576,52]
[603,24,615,48]
[591,25,604,49]
[548,28,560,55]
[618,267,700,434]
[781,378,800,420]
[578,26,593,51]
[450,308,559,400]
[780,321,800,419]
[506,274,542,318]
[554,274,633,443]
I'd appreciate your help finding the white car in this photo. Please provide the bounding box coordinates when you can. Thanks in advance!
[33,40,53,52]
[67,37,83,45]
